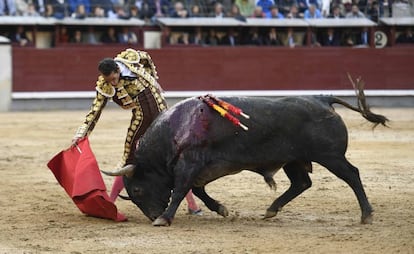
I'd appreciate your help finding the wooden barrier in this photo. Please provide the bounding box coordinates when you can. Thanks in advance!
[12,46,414,92]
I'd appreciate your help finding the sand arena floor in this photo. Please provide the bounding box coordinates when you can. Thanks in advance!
[0,107,413,254]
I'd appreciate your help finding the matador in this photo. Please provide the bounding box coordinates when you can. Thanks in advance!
[72,49,202,214]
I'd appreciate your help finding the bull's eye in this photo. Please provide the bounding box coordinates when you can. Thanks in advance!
[133,187,144,197]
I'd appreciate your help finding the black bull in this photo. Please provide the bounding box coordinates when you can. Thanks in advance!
[104,89,388,226]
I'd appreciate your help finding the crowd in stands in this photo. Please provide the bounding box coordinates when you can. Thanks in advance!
[0,0,409,21]
[0,0,413,46]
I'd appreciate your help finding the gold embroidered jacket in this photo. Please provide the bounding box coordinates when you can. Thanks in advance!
[74,49,167,140]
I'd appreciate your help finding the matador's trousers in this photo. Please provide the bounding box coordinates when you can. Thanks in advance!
[121,87,165,166]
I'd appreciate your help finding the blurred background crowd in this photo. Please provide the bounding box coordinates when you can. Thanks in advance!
[1,0,412,22]
[1,0,413,47]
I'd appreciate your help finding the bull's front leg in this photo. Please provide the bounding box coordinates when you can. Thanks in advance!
[152,189,188,226]
[152,156,200,226]
[193,186,229,217]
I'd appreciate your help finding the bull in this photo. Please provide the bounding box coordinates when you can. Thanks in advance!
[104,77,388,226]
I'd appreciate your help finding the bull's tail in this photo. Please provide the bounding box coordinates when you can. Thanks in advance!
[327,74,389,129]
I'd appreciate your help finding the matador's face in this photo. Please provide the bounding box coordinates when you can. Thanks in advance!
[102,69,120,86]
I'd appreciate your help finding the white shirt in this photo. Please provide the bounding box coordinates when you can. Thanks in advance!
[115,61,137,79]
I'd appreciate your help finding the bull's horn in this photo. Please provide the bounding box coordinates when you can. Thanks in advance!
[101,164,135,177]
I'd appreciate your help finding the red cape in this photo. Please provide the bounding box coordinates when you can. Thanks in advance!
[47,137,127,222]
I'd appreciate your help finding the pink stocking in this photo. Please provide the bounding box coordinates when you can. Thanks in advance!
[185,189,200,211]
[110,176,124,202]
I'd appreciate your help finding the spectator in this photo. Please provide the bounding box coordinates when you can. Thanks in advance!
[358,27,369,46]
[91,5,106,17]
[205,28,219,45]
[17,0,46,16]
[235,0,255,17]
[23,2,41,16]
[221,0,233,14]
[85,27,98,44]
[192,0,209,16]
[152,0,171,18]
[342,28,358,46]
[343,1,352,15]
[90,0,112,16]
[70,29,84,43]
[100,27,119,43]
[308,0,320,9]
[264,27,283,46]
[10,26,31,46]
[279,0,297,16]
[328,5,344,18]
[329,0,344,13]
[296,0,308,13]
[176,32,190,44]
[71,3,87,18]
[68,0,90,16]
[345,4,365,18]
[0,0,16,15]
[15,0,29,16]
[57,26,70,43]
[220,27,240,46]
[286,4,302,18]
[139,2,155,22]
[171,1,189,18]
[304,4,322,18]
[251,5,265,17]
[190,4,203,17]
[256,0,275,17]
[129,4,140,18]
[365,0,379,22]
[320,0,331,17]
[108,4,130,19]
[117,27,138,44]
[285,27,297,47]
[267,5,284,18]
[320,27,341,46]
[210,2,226,17]
[189,27,205,45]
[45,0,68,19]
[245,27,263,45]
[357,0,367,14]
[228,3,245,20]
[396,27,414,44]
[306,31,321,47]
[162,26,174,44]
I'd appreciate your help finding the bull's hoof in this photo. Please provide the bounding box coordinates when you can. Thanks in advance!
[361,214,373,224]
[263,210,277,219]
[152,217,171,227]
[217,205,229,217]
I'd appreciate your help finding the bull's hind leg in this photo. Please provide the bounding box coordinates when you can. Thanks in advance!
[317,155,373,224]
[264,161,312,219]
[192,186,229,217]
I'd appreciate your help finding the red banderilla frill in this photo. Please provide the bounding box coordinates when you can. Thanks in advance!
[206,94,250,119]
[199,95,248,131]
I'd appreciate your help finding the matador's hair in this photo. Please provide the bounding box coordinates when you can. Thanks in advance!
[98,58,118,76]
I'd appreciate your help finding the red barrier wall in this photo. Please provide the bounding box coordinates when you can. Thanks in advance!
[12,46,414,92]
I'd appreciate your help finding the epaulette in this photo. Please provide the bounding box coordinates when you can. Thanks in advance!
[95,76,115,98]
[114,48,141,65]
[114,48,159,80]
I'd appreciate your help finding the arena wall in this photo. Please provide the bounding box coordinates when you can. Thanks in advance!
[12,46,414,92]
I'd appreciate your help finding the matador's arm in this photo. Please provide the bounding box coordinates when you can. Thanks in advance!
[73,77,112,140]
